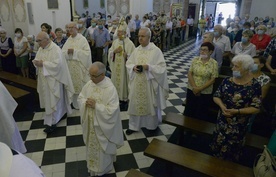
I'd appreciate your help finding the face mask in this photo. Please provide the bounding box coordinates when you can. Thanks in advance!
[250,27,254,30]
[200,54,208,59]
[113,25,117,28]
[62,34,66,38]
[233,71,242,78]
[214,31,220,37]
[15,33,21,38]
[91,23,96,27]
[251,64,259,73]
[241,37,248,43]
[257,30,264,35]
[267,25,271,28]
[98,25,103,29]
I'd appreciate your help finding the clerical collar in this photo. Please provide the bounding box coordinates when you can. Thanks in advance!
[141,43,150,49]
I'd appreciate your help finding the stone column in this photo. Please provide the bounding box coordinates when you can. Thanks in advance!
[201,0,206,17]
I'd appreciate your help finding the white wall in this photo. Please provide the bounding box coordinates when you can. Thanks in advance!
[75,0,105,17]
[129,0,153,19]
[24,0,71,37]
[249,0,276,20]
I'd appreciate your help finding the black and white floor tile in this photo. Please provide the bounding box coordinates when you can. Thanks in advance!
[15,38,201,177]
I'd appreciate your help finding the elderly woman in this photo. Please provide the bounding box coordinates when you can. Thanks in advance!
[53,28,67,48]
[210,54,261,161]
[183,42,218,121]
[247,56,271,132]
[27,35,39,79]
[14,28,29,77]
[0,28,17,74]
[231,29,256,57]
[250,25,271,55]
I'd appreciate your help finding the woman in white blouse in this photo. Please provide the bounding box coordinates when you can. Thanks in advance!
[140,16,150,28]
[231,29,256,57]
[14,28,28,78]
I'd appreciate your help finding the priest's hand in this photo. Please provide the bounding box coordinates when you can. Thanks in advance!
[142,65,149,70]
[68,49,74,55]
[114,47,123,53]
[86,98,96,109]
[133,65,140,73]
[32,60,43,67]
[123,52,127,59]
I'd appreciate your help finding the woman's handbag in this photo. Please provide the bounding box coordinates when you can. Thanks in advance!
[253,145,276,177]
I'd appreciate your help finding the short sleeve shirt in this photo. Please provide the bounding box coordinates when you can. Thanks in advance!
[188,57,219,94]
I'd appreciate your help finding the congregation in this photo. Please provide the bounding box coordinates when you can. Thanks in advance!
[0,9,276,176]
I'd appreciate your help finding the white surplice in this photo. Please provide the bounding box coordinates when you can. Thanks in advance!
[0,142,45,177]
[35,41,75,126]
[126,42,169,130]
[62,33,92,109]
[108,37,135,101]
[0,81,27,153]
[78,77,124,176]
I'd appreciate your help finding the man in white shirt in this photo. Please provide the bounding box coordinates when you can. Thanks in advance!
[213,24,231,57]
[165,17,173,50]
[187,15,194,37]
[127,14,136,43]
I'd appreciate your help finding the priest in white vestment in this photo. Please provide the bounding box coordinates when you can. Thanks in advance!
[0,142,45,177]
[33,32,75,133]
[78,62,124,176]
[0,81,27,153]
[108,20,135,111]
[62,22,92,109]
[125,27,169,135]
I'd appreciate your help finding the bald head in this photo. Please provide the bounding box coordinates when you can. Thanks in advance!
[37,31,49,40]
[36,31,50,48]
[67,22,78,36]
[89,62,106,84]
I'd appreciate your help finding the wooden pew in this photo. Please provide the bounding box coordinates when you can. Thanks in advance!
[144,138,253,177]
[163,112,269,149]
[0,71,37,89]
[125,169,153,177]
[3,83,30,98]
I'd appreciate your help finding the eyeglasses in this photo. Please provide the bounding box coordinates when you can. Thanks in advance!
[89,73,103,78]
[36,38,46,43]
[200,48,209,52]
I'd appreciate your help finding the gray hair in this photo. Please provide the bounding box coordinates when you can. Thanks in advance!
[140,27,152,38]
[232,54,254,70]
[256,24,267,32]
[204,32,214,40]
[92,62,106,75]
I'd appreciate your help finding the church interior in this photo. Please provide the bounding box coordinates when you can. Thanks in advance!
[0,0,276,177]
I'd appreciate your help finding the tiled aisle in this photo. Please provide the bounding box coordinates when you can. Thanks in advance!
[15,38,201,177]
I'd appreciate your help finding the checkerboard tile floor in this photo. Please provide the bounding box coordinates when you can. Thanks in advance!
[15,38,201,177]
